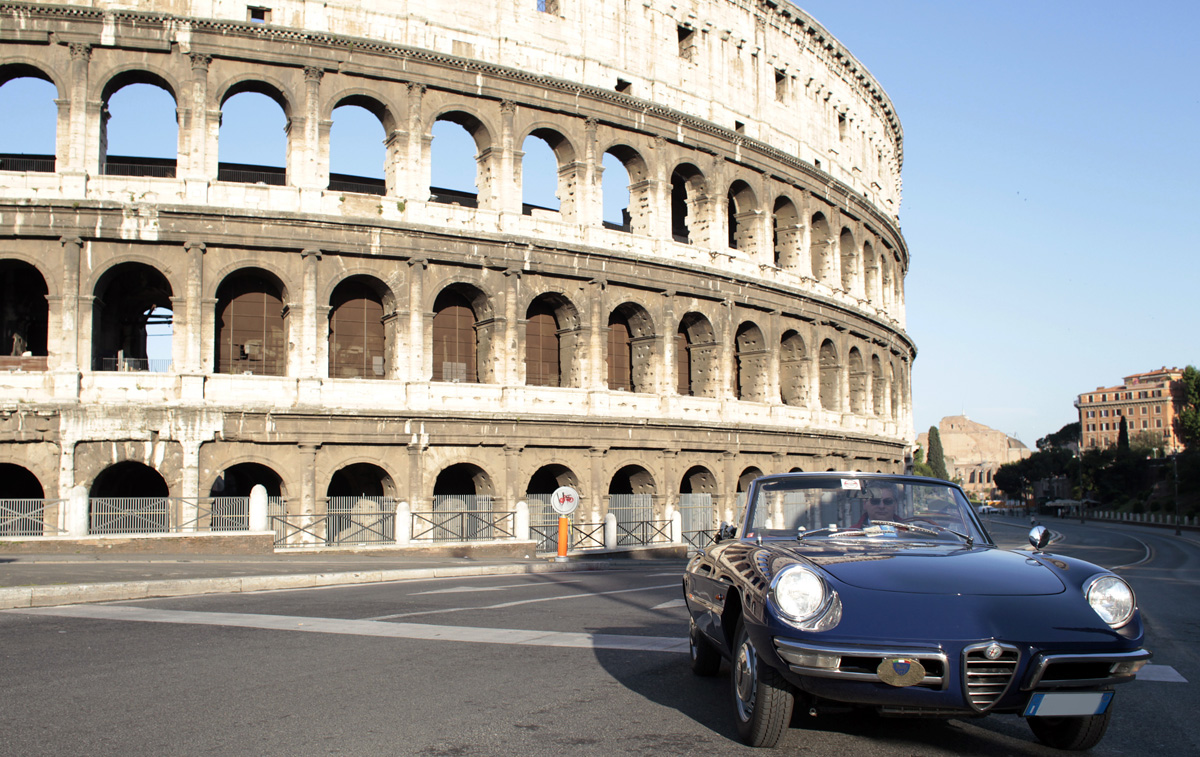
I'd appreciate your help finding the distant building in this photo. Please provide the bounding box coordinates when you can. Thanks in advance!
[916,416,1030,499]
[1076,367,1185,454]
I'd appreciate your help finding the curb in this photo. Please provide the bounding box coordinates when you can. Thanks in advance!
[0,560,623,610]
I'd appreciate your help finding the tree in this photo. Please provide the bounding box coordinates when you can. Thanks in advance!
[927,426,948,480]
[1037,421,1082,451]
[1117,415,1129,453]
[1176,365,1200,451]
[911,446,935,477]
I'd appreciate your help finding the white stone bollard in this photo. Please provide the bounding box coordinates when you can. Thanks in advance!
[671,511,683,544]
[515,500,530,541]
[68,484,89,537]
[395,501,411,545]
[249,484,269,532]
[604,512,617,550]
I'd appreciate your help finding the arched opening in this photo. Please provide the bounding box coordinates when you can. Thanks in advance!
[0,463,47,536]
[0,67,57,171]
[101,76,177,178]
[780,330,808,407]
[430,463,495,541]
[840,228,858,293]
[772,196,801,268]
[0,259,49,370]
[209,462,283,497]
[863,240,879,303]
[432,288,481,383]
[735,322,767,402]
[819,340,839,411]
[676,312,717,398]
[430,114,484,208]
[670,164,706,244]
[609,464,656,543]
[727,180,758,254]
[328,99,387,195]
[871,354,885,416]
[679,465,717,548]
[218,86,288,185]
[601,151,631,231]
[89,461,169,534]
[525,295,562,387]
[92,262,173,372]
[327,462,394,544]
[214,269,286,375]
[521,130,562,214]
[525,464,581,552]
[329,276,388,379]
[848,347,866,414]
[608,302,654,393]
[810,212,831,282]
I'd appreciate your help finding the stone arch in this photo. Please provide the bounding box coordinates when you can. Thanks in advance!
[669,162,709,245]
[676,311,718,398]
[327,461,396,498]
[216,78,293,185]
[431,281,495,383]
[602,143,649,234]
[607,300,655,393]
[772,195,801,269]
[679,465,717,494]
[0,258,50,363]
[0,63,61,170]
[90,261,174,372]
[818,339,839,411]
[326,92,396,195]
[871,353,885,416]
[0,60,62,92]
[429,108,496,209]
[839,227,859,294]
[214,267,289,376]
[0,462,44,499]
[525,291,582,388]
[726,179,759,255]
[609,464,656,494]
[97,68,180,177]
[208,461,285,498]
[848,346,867,414]
[734,321,768,402]
[779,329,808,407]
[0,462,47,535]
[737,467,763,492]
[215,76,295,117]
[90,460,169,502]
[810,211,832,282]
[329,274,391,379]
[526,464,581,496]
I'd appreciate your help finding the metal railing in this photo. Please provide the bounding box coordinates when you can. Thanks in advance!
[414,495,511,542]
[217,162,287,186]
[569,522,605,550]
[327,497,395,544]
[0,499,66,536]
[608,493,668,546]
[0,153,55,172]
[679,492,715,551]
[329,174,386,196]
[96,357,174,373]
[102,156,177,178]
[88,497,256,535]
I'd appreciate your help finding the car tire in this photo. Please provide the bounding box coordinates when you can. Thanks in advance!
[690,621,721,677]
[731,618,794,748]
[1027,707,1112,751]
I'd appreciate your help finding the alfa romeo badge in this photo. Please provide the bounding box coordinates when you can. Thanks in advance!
[877,658,926,687]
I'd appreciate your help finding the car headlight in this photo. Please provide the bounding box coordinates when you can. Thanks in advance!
[770,565,840,632]
[1085,574,1135,628]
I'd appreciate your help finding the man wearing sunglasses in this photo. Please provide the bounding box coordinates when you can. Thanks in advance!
[855,483,902,527]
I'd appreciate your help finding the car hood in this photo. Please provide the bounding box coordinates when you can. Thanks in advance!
[780,543,1066,596]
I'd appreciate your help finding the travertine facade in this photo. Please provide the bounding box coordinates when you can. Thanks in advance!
[917,417,1030,500]
[1078,368,1184,454]
[0,0,915,526]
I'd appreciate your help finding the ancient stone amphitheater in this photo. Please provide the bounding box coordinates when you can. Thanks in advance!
[0,0,914,548]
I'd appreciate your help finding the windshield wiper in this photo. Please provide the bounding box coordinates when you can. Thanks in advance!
[868,521,974,547]
[797,526,866,539]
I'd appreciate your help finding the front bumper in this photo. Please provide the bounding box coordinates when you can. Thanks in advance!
[772,636,1151,714]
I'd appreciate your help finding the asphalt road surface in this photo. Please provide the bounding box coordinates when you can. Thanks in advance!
[1,519,1195,757]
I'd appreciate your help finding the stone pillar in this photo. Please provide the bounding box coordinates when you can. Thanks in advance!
[180,442,201,529]
[503,269,520,385]
[718,300,735,399]
[504,444,522,512]
[407,83,430,200]
[661,292,677,395]
[67,484,89,538]
[495,100,520,214]
[407,258,427,383]
[648,136,670,240]
[407,442,425,510]
[249,485,269,532]
[586,279,606,390]
[299,249,322,379]
[588,447,605,523]
[64,43,91,176]
[581,117,601,226]
[297,443,321,544]
[184,54,212,181]
[54,236,82,371]
[181,241,205,374]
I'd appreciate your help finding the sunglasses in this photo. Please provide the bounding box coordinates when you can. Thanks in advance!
[868,497,895,506]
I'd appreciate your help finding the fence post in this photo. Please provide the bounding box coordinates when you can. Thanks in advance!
[395,501,411,545]
[604,512,617,550]
[515,501,530,541]
[670,510,682,544]
[249,485,269,532]
[68,485,89,537]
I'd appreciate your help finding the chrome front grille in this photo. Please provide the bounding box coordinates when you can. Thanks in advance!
[963,642,1020,711]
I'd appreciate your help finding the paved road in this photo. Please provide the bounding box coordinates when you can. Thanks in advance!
[1,521,1194,756]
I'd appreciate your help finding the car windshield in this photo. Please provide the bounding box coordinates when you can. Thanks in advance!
[742,475,986,544]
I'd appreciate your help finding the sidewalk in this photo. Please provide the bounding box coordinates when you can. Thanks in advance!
[0,550,671,610]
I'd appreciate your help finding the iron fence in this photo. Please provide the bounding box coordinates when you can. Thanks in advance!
[608,494,668,546]
[569,522,605,550]
[89,497,169,534]
[0,499,66,536]
[414,496,510,542]
[679,493,715,551]
[326,497,395,544]
[0,153,55,172]
[96,357,174,373]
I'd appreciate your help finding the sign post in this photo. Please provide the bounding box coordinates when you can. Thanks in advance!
[551,486,579,562]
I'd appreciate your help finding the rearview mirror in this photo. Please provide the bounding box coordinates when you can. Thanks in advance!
[1028,524,1050,551]
[714,521,738,543]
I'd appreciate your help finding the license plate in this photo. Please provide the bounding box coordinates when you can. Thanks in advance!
[1023,691,1113,717]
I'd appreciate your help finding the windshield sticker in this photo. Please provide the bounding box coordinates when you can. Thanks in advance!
[841,479,862,490]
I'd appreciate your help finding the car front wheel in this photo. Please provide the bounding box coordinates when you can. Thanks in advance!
[1027,707,1112,751]
[731,618,794,747]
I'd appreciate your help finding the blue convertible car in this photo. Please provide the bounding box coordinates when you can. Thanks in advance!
[683,473,1150,750]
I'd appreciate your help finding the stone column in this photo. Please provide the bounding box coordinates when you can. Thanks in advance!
[581,117,601,226]
[181,241,205,374]
[495,100,520,214]
[54,236,82,372]
[299,249,322,379]
[184,54,212,179]
[503,269,521,385]
[718,300,735,399]
[661,292,678,395]
[296,443,321,544]
[588,447,606,522]
[504,445,522,513]
[648,136,670,240]
[587,279,606,390]
[407,258,427,383]
[64,43,90,177]
[406,83,430,201]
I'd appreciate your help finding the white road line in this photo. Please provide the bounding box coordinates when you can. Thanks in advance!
[411,580,583,595]
[364,582,679,621]
[652,599,687,610]
[10,605,689,654]
[1108,533,1155,570]
[1136,664,1188,682]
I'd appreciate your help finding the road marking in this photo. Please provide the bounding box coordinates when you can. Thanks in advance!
[363,582,678,621]
[1136,664,1188,682]
[652,599,687,610]
[10,605,689,654]
[411,580,583,595]
[1108,532,1154,570]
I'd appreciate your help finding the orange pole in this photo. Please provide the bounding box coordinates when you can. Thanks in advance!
[557,515,569,558]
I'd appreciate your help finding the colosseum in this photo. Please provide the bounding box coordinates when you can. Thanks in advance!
[0,0,914,550]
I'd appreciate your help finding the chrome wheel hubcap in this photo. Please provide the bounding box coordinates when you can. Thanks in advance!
[734,640,757,719]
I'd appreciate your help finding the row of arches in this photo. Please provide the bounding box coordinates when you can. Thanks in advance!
[0,56,905,309]
[3,255,908,416]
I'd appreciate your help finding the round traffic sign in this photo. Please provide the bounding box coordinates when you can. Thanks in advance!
[550,486,580,515]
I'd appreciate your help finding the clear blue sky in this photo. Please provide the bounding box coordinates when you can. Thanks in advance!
[2,1,1196,447]
[797,0,1200,446]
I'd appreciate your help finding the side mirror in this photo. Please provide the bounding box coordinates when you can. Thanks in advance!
[1028,525,1050,551]
[714,521,738,543]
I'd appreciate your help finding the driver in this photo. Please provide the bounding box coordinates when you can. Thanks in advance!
[855,483,901,527]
